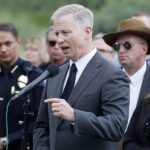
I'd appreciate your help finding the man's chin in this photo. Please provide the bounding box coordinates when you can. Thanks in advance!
[0,59,10,64]
[119,59,128,64]
[121,62,129,67]
[64,53,71,58]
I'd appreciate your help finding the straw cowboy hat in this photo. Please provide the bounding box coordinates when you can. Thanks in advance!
[103,18,150,54]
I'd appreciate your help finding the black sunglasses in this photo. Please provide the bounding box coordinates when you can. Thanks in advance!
[48,40,57,47]
[113,41,132,51]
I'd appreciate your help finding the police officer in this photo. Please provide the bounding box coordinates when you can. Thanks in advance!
[0,23,44,150]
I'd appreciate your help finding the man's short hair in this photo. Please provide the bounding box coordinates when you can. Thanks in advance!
[45,26,55,41]
[93,33,105,41]
[51,4,93,29]
[0,23,19,39]
[133,12,150,18]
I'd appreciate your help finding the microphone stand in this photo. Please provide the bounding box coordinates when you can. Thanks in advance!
[21,62,34,150]
[9,63,59,150]
[21,93,34,150]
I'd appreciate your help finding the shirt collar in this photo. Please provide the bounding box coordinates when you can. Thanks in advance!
[69,48,97,73]
[0,58,22,75]
[124,62,147,85]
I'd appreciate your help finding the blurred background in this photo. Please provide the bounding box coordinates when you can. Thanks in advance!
[0,0,150,57]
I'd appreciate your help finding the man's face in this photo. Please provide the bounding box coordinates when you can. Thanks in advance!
[0,31,20,68]
[93,38,114,62]
[115,34,147,69]
[54,14,87,62]
[46,31,66,61]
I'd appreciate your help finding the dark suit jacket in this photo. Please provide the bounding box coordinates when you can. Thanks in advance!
[123,64,150,150]
[33,52,129,150]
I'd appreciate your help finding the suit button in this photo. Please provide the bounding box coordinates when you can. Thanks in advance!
[18,120,24,125]
[145,122,149,126]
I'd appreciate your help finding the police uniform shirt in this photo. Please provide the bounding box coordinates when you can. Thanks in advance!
[0,58,44,149]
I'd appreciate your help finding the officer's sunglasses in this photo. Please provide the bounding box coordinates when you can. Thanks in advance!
[48,40,57,47]
[113,41,144,51]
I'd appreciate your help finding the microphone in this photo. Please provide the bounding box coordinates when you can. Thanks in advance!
[11,64,59,101]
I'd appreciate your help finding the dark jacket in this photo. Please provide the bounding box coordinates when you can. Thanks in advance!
[0,58,44,150]
[34,52,129,150]
[123,64,150,150]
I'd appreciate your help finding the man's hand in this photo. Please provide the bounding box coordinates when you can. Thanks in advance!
[0,138,4,150]
[44,98,75,122]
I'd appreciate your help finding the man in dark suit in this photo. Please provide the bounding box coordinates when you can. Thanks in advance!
[33,4,129,150]
[103,18,150,149]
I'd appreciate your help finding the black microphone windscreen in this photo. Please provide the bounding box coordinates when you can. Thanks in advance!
[23,61,33,72]
[46,64,59,77]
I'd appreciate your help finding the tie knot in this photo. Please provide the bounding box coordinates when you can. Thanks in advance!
[70,63,77,73]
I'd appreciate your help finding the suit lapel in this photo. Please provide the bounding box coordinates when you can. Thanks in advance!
[57,51,103,127]
[50,64,69,126]
[68,52,103,106]
[137,64,150,106]
[47,64,69,98]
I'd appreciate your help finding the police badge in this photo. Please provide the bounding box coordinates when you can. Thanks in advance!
[18,75,28,88]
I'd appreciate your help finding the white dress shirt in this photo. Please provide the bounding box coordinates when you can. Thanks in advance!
[124,62,147,127]
[62,48,97,92]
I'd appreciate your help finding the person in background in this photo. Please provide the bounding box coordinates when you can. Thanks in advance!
[132,12,150,28]
[39,26,68,70]
[132,12,150,65]
[103,18,150,150]
[33,4,129,150]
[93,33,115,62]
[0,23,44,150]
[24,37,49,67]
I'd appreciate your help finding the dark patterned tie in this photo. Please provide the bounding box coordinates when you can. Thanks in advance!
[61,63,77,101]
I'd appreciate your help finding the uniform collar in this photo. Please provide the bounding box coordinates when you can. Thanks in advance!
[0,58,23,75]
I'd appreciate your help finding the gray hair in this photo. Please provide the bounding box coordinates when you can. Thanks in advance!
[93,32,114,52]
[46,26,55,41]
[93,33,105,41]
[51,4,93,29]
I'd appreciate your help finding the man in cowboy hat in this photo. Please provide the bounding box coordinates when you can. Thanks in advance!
[103,18,150,149]
[132,12,150,65]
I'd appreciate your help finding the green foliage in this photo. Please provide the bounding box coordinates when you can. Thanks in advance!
[0,6,51,58]
[93,0,150,35]
[0,0,150,57]
[0,6,49,42]
[0,0,106,11]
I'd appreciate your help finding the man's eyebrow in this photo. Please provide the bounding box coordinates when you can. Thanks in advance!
[0,41,13,45]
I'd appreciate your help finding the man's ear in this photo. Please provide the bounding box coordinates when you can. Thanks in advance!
[84,26,92,40]
[143,42,148,55]
[17,37,21,45]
